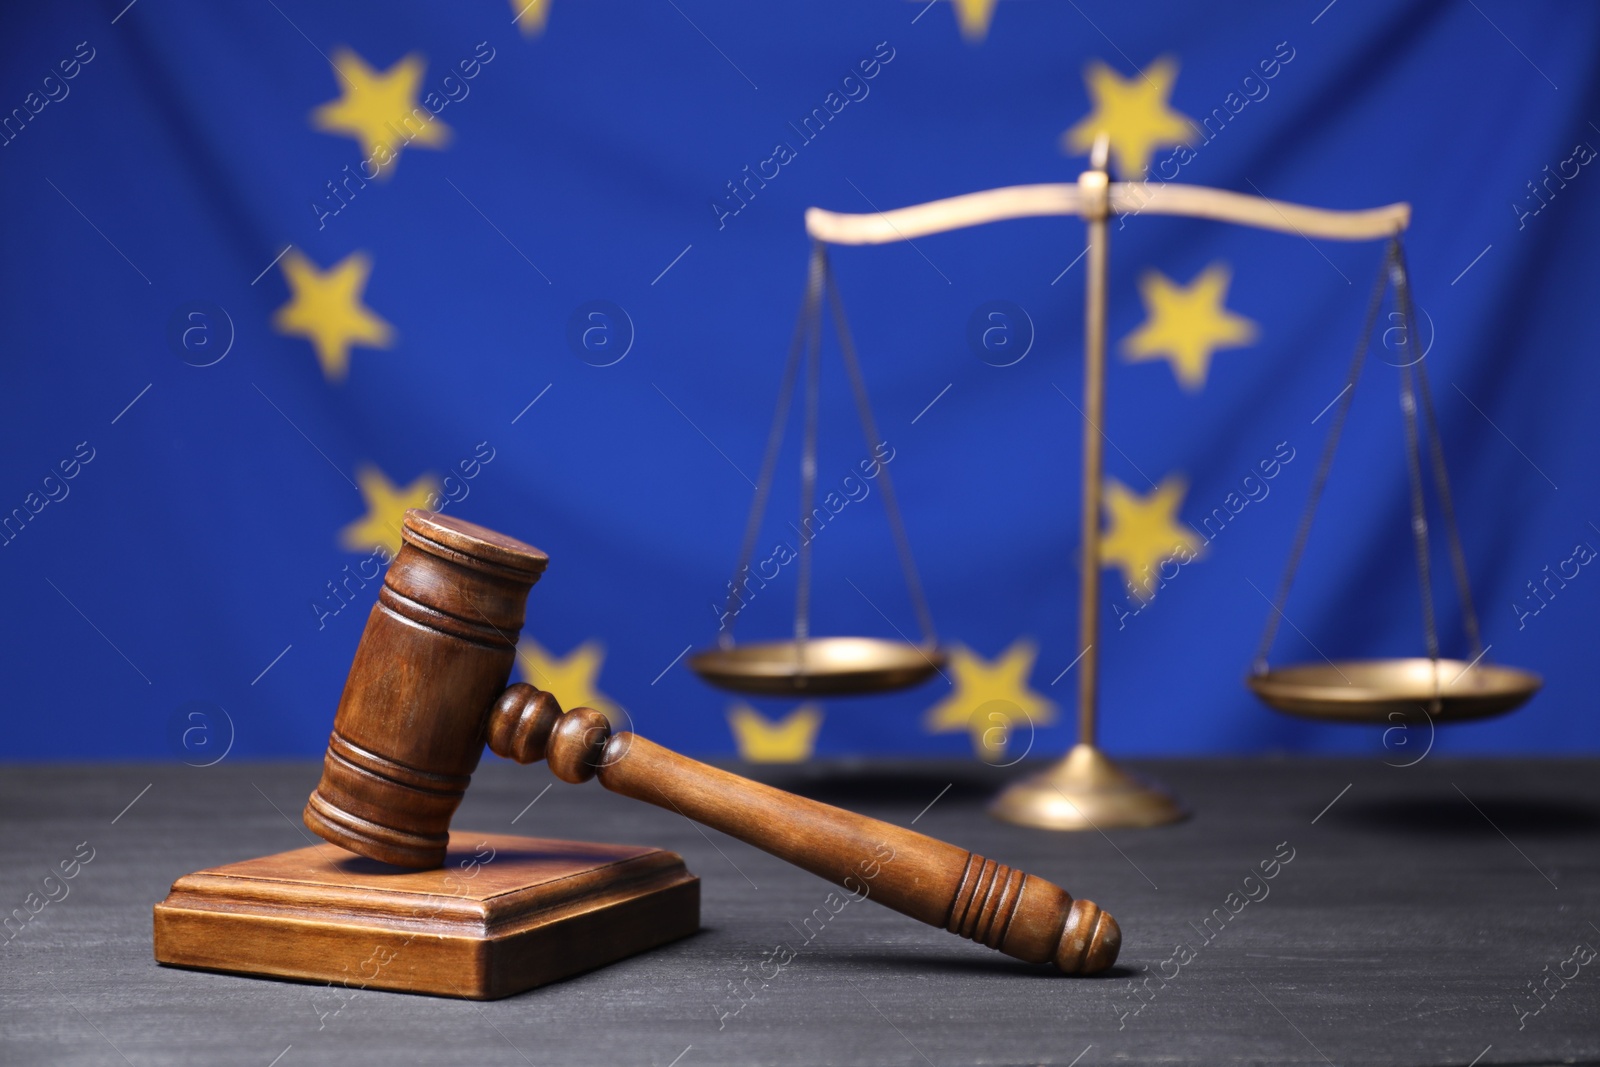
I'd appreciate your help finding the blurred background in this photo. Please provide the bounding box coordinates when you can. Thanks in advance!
[1,0,1595,763]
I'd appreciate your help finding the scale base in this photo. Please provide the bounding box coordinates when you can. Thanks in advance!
[989,744,1188,830]
[154,832,699,999]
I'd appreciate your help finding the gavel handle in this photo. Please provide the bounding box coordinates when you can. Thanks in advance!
[488,686,1119,974]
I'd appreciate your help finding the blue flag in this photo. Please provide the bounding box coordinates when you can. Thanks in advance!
[2,0,1595,762]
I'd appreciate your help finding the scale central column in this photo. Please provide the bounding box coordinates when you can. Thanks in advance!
[988,139,1187,831]
[1077,165,1108,748]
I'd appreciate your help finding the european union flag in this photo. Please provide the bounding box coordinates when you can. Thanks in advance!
[2,0,1595,764]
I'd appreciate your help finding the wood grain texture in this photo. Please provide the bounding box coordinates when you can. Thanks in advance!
[591,732,1115,974]
[153,832,699,999]
[304,511,548,869]
[488,687,1117,974]
[2,758,1597,1066]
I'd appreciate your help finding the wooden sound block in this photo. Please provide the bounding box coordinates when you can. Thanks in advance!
[153,832,699,1000]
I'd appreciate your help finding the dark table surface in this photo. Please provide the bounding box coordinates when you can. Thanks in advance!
[2,756,1597,1067]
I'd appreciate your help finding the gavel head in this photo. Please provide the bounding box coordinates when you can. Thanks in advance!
[304,509,548,869]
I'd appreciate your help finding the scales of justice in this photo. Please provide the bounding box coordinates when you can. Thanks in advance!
[689,135,1541,829]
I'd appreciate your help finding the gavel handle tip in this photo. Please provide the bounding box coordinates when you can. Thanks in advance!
[1056,899,1120,975]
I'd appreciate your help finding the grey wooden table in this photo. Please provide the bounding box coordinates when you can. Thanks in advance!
[2,756,1597,1066]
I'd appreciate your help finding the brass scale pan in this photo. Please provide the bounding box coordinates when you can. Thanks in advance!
[1249,658,1540,724]
[691,638,946,698]
[1248,239,1539,725]
[690,245,943,697]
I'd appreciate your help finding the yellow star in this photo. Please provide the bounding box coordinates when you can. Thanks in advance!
[1122,262,1259,390]
[511,0,551,36]
[516,639,624,725]
[932,0,1000,42]
[1100,476,1204,597]
[924,640,1055,762]
[727,704,823,762]
[339,466,439,554]
[312,48,449,174]
[1062,56,1194,178]
[273,251,395,382]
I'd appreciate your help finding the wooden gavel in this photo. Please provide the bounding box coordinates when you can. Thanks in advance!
[304,510,1119,975]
